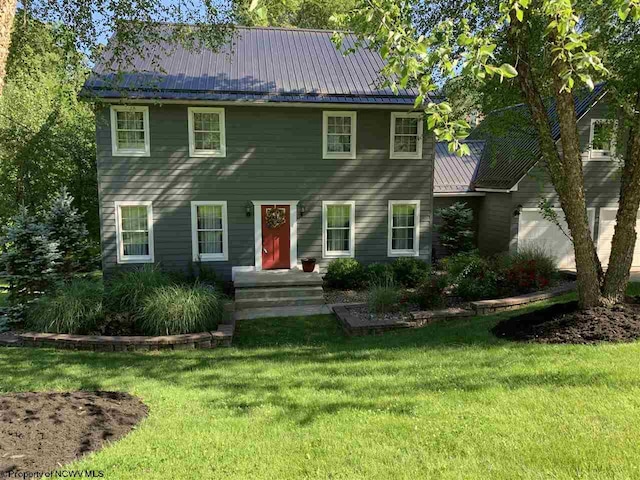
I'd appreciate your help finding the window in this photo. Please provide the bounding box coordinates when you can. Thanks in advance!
[323,111,357,159]
[589,118,615,160]
[322,201,356,258]
[390,112,423,159]
[191,201,228,261]
[188,107,226,157]
[388,201,420,257]
[115,201,154,263]
[110,106,150,156]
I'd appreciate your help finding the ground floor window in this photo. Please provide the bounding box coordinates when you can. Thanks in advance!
[388,200,420,257]
[115,201,154,263]
[322,201,356,258]
[191,201,229,261]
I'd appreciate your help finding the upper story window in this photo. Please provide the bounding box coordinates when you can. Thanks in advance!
[110,106,150,157]
[322,201,356,258]
[388,200,420,257]
[323,111,357,159]
[190,201,229,261]
[115,201,154,264]
[589,118,615,160]
[188,107,226,157]
[390,112,423,159]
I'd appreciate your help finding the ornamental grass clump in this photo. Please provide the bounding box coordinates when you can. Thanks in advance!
[367,279,402,314]
[140,283,224,335]
[105,265,173,314]
[27,279,104,334]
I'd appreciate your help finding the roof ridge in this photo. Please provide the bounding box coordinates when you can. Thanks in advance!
[235,25,353,34]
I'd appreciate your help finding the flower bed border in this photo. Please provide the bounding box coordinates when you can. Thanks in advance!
[334,281,576,336]
[0,305,236,351]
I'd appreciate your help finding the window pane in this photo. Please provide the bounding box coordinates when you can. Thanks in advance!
[327,228,350,252]
[121,206,148,231]
[394,135,417,153]
[197,205,223,230]
[123,231,150,256]
[592,122,612,151]
[392,228,414,250]
[393,204,415,228]
[327,205,350,228]
[198,231,223,254]
[194,131,221,151]
[395,117,418,135]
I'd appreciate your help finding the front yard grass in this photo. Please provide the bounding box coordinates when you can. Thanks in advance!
[2,289,640,478]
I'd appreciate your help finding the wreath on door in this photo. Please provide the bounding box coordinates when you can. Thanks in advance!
[266,207,286,229]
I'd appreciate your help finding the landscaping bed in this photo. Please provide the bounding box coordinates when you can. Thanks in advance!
[0,391,147,474]
[492,299,640,344]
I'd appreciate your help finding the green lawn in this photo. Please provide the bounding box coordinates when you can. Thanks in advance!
[2,292,640,479]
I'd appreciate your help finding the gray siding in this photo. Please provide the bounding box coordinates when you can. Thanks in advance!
[97,105,435,279]
[477,193,513,255]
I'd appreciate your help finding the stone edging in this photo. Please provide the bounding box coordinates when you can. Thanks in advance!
[334,282,576,336]
[0,322,234,351]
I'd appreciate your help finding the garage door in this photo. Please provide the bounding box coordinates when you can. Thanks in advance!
[597,208,640,268]
[518,208,595,269]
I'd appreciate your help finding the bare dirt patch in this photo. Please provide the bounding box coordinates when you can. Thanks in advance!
[492,301,640,344]
[0,391,147,475]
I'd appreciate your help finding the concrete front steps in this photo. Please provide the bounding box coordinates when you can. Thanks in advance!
[233,270,326,318]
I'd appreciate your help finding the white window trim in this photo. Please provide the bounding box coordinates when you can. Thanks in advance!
[190,201,229,262]
[388,200,420,257]
[322,111,357,159]
[588,118,615,161]
[115,201,154,264]
[110,106,150,157]
[390,112,423,159]
[188,107,226,158]
[322,201,356,259]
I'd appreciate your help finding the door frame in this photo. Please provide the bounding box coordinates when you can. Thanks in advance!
[252,201,298,271]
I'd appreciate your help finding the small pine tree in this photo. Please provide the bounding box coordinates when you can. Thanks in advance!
[436,202,475,255]
[46,188,91,277]
[0,206,61,320]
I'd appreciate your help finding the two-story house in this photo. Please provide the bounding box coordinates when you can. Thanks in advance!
[83,26,436,281]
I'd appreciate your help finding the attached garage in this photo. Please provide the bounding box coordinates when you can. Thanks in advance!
[597,208,640,268]
[518,208,596,270]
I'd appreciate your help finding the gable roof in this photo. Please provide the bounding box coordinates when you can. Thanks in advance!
[468,82,607,190]
[434,141,485,193]
[82,26,419,104]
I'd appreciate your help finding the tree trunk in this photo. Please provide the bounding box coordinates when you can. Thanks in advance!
[0,0,17,95]
[507,14,603,308]
[602,90,640,303]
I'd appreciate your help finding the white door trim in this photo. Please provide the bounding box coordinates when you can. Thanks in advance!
[252,201,299,271]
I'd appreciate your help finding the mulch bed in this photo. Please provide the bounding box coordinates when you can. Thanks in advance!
[492,300,640,344]
[0,391,147,475]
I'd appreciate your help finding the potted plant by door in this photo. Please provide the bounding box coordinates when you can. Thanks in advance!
[301,258,316,273]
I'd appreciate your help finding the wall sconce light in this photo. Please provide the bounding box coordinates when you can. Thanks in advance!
[245,202,253,217]
[513,204,523,217]
[299,202,306,217]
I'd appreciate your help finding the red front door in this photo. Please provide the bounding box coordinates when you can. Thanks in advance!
[261,205,291,269]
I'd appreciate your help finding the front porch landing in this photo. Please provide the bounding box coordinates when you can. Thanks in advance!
[233,269,323,288]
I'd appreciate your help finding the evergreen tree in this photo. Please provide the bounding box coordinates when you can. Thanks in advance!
[46,188,91,277]
[436,202,475,255]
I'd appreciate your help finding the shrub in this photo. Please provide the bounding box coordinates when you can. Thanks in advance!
[367,279,401,314]
[436,202,474,255]
[365,262,394,286]
[139,283,224,335]
[324,258,366,289]
[455,272,499,300]
[105,265,173,314]
[440,251,485,279]
[391,257,430,287]
[500,246,557,294]
[414,274,448,309]
[0,207,61,322]
[26,279,104,334]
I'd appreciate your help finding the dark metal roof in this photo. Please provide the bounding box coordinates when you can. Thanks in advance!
[82,26,419,104]
[434,140,485,193]
[469,83,607,189]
